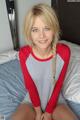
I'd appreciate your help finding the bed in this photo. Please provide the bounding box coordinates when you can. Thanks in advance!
[0,1,80,119]
[0,51,27,119]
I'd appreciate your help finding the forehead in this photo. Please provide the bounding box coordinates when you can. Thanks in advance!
[32,16,48,27]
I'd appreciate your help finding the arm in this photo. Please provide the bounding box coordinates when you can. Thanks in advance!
[19,46,41,107]
[45,44,71,113]
[35,106,42,120]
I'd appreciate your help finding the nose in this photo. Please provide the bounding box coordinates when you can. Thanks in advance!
[39,29,45,38]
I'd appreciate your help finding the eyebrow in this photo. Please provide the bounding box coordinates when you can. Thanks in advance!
[31,27,38,29]
[31,26,50,29]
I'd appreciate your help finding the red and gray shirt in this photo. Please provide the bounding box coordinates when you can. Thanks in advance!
[19,43,70,113]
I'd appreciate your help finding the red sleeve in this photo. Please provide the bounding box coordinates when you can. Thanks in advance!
[45,43,71,113]
[19,46,40,107]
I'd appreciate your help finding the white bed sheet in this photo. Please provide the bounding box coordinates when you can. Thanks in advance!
[60,40,80,58]
[0,50,18,64]
[60,40,80,103]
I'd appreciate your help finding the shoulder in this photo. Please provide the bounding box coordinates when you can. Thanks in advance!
[19,45,31,60]
[57,43,71,61]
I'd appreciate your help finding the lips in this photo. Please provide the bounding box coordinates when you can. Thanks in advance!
[39,39,48,43]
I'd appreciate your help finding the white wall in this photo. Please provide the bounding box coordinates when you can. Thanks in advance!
[15,0,51,47]
[0,0,13,53]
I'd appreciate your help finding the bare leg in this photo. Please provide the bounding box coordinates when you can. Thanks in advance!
[10,103,36,120]
[52,104,78,120]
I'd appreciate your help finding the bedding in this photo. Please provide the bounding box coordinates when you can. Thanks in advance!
[0,50,18,64]
[60,40,80,58]
[62,56,80,103]
[0,51,26,120]
[60,40,80,118]
[60,41,80,101]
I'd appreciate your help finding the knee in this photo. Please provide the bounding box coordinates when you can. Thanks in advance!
[52,104,77,120]
[53,104,66,116]
[11,103,36,120]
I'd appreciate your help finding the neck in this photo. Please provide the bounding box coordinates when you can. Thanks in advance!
[32,46,53,59]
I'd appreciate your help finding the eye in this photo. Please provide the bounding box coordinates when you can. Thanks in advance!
[44,27,51,31]
[31,28,38,32]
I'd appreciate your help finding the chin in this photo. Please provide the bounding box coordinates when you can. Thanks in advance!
[39,46,50,50]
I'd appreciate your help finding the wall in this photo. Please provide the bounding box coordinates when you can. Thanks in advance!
[15,0,51,47]
[0,0,13,53]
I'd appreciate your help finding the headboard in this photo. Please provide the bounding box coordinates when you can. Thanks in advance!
[51,0,80,45]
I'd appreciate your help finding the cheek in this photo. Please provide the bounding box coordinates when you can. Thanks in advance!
[30,33,35,41]
[47,32,54,40]
[47,31,54,37]
[51,32,55,37]
[31,33,38,39]
[30,35,37,43]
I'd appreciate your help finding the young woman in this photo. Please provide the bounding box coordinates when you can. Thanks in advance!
[11,3,78,120]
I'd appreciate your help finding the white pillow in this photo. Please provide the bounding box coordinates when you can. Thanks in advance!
[62,55,80,103]
[61,40,80,103]
[60,40,80,59]
[0,50,18,64]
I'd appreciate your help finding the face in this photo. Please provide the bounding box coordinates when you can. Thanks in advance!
[30,16,54,50]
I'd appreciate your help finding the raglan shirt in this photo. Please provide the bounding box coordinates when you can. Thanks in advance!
[19,43,70,113]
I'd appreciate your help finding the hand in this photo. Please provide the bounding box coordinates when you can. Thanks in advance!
[35,113,42,120]
[34,106,42,120]
[41,112,52,120]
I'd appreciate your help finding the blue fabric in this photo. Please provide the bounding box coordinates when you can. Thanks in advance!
[66,100,80,119]
[0,59,26,119]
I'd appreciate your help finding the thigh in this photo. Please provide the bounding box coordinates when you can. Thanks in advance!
[52,104,78,120]
[10,103,36,120]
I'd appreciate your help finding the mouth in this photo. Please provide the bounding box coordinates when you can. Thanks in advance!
[39,39,48,44]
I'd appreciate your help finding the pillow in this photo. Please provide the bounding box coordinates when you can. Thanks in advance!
[0,50,18,64]
[61,40,80,103]
[62,56,80,102]
[60,40,80,58]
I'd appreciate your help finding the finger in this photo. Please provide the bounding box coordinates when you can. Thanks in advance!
[41,115,44,120]
[42,117,44,120]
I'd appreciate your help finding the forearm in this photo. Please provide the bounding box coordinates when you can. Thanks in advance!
[34,106,43,120]
[34,106,42,114]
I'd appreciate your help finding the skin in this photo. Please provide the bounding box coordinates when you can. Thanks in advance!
[30,16,54,59]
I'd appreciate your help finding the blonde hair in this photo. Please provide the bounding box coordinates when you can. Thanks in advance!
[24,3,60,84]
[24,3,60,49]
